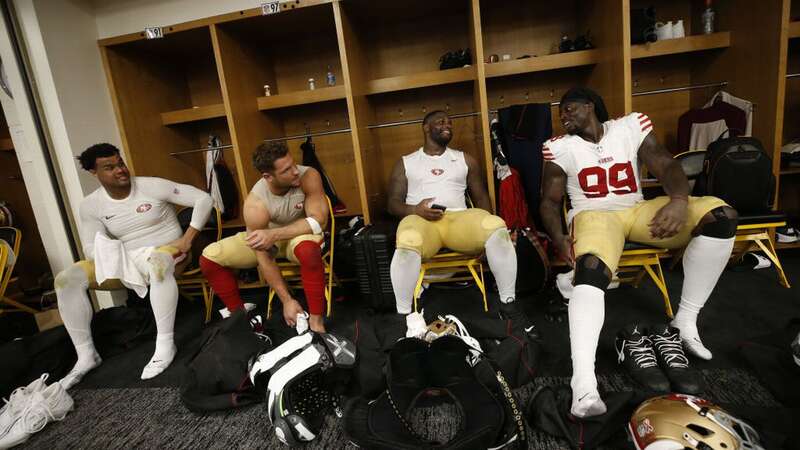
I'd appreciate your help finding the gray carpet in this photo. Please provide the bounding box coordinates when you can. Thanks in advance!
[23,368,778,449]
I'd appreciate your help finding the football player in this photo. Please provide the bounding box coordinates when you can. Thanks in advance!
[540,88,737,417]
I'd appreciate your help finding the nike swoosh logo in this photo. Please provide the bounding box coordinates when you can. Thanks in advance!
[579,393,591,401]
[104,215,115,220]
[525,326,536,333]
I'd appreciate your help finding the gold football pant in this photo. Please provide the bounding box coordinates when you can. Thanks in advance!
[396,208,507,259]
[572,196,728,273]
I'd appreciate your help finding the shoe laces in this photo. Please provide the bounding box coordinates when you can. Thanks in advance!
[0,373,48,417]
[652,333,689,368]
[618,336,657,368]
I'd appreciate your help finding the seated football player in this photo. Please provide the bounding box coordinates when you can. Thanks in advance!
[56,143,214,388]
[540,87,737,417]
[387,110,535,332]
[200,141,329,333]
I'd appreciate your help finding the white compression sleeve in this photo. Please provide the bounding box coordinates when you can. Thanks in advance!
[672,234,734,360]
[55,265,95,353]
[485,228,517,302]
[391,248,422,314]
[55,264,102,389]
[141,251,179,380]
[160,179,214,230]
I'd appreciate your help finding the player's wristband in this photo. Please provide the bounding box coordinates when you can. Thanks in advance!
[306,217,323,235]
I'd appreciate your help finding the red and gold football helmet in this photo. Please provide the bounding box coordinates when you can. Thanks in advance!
[629,394,765,450]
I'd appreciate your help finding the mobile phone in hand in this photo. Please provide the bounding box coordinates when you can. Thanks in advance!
[430,204,447,212]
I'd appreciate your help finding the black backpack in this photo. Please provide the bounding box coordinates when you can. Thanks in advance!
[694,136,775,214]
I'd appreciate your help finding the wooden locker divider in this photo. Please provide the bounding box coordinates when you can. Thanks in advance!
[333,0,379,224]
[469,0,495,211]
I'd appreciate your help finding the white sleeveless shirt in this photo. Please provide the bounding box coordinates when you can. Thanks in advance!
[402,147,468,211]
[250,165,310,228]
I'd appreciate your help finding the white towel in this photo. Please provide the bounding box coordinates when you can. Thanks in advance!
[206,147,225,215]
[93,233,151,298]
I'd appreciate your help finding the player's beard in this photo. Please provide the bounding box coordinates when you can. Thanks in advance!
[432,131,452,147]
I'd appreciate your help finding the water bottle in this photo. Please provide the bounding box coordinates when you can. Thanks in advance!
[701,0,715,35]
[326,66,336,86]
[263,84,271,96]
[308,78,316,90]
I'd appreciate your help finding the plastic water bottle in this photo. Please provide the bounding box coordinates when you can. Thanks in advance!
[308,78,316,90]
[701,0,715,35]
[326,66,336,86]
[263,84,271,96]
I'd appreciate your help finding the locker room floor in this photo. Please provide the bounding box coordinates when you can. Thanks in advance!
[20,251,800,449]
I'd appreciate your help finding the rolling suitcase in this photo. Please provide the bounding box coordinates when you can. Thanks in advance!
[352,223,396,312]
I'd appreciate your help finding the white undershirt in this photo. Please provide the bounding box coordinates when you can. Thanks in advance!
[403,147,469,211]
[78,176,213,259]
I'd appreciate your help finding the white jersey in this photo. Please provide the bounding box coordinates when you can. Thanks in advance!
[544,112,652,221]
[79,176,213,259]
[403,147,468,211]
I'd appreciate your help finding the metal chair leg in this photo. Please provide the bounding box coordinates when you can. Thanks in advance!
[754,238,791,288]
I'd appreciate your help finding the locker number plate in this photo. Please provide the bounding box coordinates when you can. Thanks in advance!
[144,27,164,39]
[261,1,281,15]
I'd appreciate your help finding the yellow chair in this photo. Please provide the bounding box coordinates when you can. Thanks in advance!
[175,207,222,323]
[616,243,672,317]
[562,201,672,318]
[267,196,337,319]
[0,227,39,315]
[733,218,790,288]
[412,250,487,313]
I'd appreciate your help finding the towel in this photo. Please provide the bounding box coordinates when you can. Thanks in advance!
[93,233,151,298]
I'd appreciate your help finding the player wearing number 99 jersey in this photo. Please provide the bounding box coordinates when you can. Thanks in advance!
[543,111,648,223]
[540,87,738,420]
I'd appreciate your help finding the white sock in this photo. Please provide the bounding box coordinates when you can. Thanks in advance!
[141,253,179,380]
[672,235,734,360]
[568,284,606,416]
[485,228,517,302]
[55,265,102,389]
[391,248,421,314]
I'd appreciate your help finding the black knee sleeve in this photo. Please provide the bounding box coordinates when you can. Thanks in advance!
[700,206,738,238]
[574,255,612,291]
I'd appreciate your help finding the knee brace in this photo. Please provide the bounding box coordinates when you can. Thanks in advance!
[574,255,612,291]
[700,206,738,239]
[147,251,176,282]
[396,229,424,254]
[54,264,90,291]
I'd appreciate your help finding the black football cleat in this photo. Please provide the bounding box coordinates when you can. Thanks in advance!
[650,324,705,394]
[615,324,670,393]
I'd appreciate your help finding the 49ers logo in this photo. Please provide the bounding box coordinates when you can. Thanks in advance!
[136,203,152,213]
[294,202,304,210]
[637,418,654,438]
[431,168,445,176]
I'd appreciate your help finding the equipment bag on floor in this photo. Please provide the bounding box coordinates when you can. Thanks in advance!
[180,310,272,413]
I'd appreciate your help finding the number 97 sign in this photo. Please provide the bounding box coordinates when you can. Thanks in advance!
[577,162,638,198]
[261,1,281,15]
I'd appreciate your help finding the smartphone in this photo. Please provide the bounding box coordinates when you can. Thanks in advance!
[430,204,447,212]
